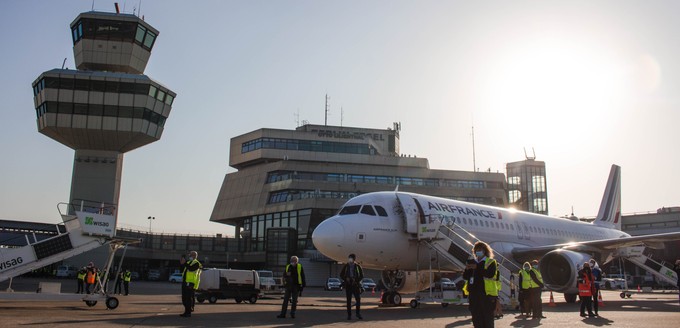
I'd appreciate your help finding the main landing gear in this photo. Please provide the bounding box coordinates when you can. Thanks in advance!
[380,270,405,305]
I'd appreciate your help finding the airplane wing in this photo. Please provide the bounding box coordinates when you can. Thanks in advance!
[511,231,680,262]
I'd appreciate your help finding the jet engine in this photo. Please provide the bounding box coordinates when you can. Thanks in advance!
[539,249,591,293]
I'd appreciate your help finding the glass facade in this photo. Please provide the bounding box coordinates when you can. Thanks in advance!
[71,18,157,50]
[241,137,374,155]
[32,76,174,106]
[506,160,548,214]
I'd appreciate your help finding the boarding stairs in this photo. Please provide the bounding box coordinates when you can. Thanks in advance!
[0,201,117,283]
[620,247,678,288]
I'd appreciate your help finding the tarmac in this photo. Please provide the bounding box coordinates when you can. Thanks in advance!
[0,278,678,327]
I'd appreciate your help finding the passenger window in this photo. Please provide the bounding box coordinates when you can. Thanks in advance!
[338,205,361,215]
[360,205,376,216]
[375,206,388,217]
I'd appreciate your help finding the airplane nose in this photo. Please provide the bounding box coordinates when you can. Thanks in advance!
[312,218,345,254]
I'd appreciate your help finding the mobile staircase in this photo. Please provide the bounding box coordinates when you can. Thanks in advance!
[617,246,678,297]
[0,201,138,309]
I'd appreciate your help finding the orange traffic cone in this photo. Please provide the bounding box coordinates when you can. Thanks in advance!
[637,285,641,292]
[598,290,604,307]
[372,287,375,295]
[548,291,556,307]
[378,290,384,303]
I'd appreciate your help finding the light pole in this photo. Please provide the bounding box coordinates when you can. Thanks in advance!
[147,216,155,234]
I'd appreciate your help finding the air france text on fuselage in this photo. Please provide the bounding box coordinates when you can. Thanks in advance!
[427,201,498,219]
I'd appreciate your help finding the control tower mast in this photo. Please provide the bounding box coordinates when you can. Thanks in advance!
[31,10,177,218]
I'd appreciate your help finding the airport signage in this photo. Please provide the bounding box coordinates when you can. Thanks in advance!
[310,128,385,141]
[77,211,115,237]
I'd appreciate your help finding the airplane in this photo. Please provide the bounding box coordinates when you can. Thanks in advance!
[312,165,680,305]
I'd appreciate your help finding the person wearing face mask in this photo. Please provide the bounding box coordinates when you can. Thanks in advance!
[589,260,602,316]
[179,251,202,317]
[463,241,498,328]
[577,262,595,318]
[528,260,545,319]
[517,262,533,318]
[278,256,306,319]
[340,253,364,320]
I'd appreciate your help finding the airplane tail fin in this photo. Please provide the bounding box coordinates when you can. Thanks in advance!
[594,164,622,230]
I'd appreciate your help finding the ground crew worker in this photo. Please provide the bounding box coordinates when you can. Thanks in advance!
[463,241,498,328]
[123,269,131,295]
[517,262,533,318]
[76,267,86,294]
[674,259,680,304]
[114,270,124,295]
[590,259,602,316]
[340,253,364,320]
[578,262,595,317]
[179,251,202,318]
[277,255,306,319]
[493,269,503,319]
[529,260,545,319]
[85,262,97,294]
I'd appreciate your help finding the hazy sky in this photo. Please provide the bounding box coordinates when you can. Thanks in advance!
[1,1,679,236]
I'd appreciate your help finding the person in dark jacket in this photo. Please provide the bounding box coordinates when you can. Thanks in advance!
[340,253,364,320]
[463,241,498,328]
[589,260,602,316]
[179,251,202,317]
[673,259,680,304]
[277,256,306,319]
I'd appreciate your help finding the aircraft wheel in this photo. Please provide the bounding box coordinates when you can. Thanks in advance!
[382,292,392,304]
[391,292,402,305]
[248,295,258,304]
[409,299,418,308]
[208,295,218,304]
[106,297,119,310]
[441,302,449,308]
[85,300,97,307]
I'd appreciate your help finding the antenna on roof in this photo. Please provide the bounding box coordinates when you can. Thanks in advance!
[61,58,67,69]
[91,0,95,11]
[340,106,344,127]
[523,147,537,160]
[471,125,477,172]
[114,2,120,14]
[294,109,300,127]
[324,94,330,126]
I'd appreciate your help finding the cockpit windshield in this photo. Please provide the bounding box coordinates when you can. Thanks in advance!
[338,204,389,217]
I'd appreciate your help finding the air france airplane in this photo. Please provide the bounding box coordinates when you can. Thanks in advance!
[312,165,680,305]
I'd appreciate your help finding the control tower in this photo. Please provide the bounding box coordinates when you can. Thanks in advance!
[31,11,176,217]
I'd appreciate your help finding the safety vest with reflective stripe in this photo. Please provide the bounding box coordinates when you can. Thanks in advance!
[124,272,131,282]
[86,271,96,284]
[285,264,303,285]
[482,258,499,297]
[578,273,592,297]
[183,259,202,286]
[520,269,538,289]
[77,272,85,280]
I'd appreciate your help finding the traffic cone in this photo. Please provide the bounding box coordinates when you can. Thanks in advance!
[372,287,375,295]
[378,290,383,303]
[598,290,604,307]
[637,285,641,292]
[548,291,556,307]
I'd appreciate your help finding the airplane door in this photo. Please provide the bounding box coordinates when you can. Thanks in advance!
[515,222,523,239]
[521,222,531,240]
[396,193,421,234]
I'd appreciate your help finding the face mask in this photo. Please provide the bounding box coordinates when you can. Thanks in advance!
[524,266,530,271]
[291,262,297,266]
[188,257,194,261]
[348,258,354,263]
[475,251,484,259]
[532,265,538,269]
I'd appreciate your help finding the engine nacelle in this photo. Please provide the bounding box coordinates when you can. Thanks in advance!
[539,249,591,293]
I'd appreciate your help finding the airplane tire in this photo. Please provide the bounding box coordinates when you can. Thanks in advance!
[106,297,119,310]
[409,299,418,308]
[391,293,402,305]
[382,292,392,304]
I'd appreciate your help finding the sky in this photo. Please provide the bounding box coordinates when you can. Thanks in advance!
[1,1,679,237]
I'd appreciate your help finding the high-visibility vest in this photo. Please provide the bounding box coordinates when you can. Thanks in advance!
[520,269,538,289]
[124,272,131,282]
[482,258,499,297]
[183,259,202,286]
[77,272,85,280]
[495,268,502,292]
[531,268,543,286]
[86,271,96,284]
[578,273,592,297]
[285,264,303,286]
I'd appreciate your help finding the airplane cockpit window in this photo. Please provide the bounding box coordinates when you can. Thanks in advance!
[360,205,376,216]
[374,206,388,217]
[338,205,361,215]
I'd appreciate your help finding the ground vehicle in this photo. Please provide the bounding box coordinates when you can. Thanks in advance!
[130,272,140,280]
[195,269,260,304]
[325,278,342,291]
[360,278,377,290]
[169,273,183,283]
[602,277,626,290]
[607,273,634,287]
[55,265,78,278]
[147,269,161,281]
[439,278,456,290]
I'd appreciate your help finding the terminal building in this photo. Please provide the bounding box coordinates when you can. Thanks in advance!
[210,123,507,283]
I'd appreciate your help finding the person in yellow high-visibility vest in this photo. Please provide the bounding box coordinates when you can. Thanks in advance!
[463,241,498,328]
[123,269,132,295]
[277,256,306,319]
[76,267,86,294]
[529,260,545,319]
[179,251,202,318]
[517,262,534,317]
